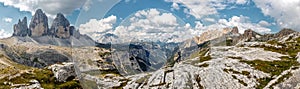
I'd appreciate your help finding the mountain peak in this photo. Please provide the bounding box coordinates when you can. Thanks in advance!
[275,28,297,37]
[29,9,48,37]
[52,13,70,27]
[56,13,64,18]
[13,17,29,36]
[231,26,239,34]
[49,13,71,38]
[35,9,43,14]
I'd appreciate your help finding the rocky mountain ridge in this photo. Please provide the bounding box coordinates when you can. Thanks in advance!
[13,9,76,38]
[12,9,95,47]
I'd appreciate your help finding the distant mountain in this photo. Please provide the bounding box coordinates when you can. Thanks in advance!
[12,9,95,47]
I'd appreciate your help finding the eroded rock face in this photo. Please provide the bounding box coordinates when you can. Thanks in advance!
[48,62,76,82]
[50,13,71,39]
[231,26,239,34]
[2,44,70,68]
[29,9,48,37]
[275,28,297,37]
[242,29,261,41]
[13,17,29,36]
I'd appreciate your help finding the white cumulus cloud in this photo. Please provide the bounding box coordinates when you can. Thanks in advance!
[213,15,271,33]
[79,15,117,41]
[203,18,216,23]
[165,0,249,19]
[258,20,271,27]
[114,8,186,43]
[0,0,87,18]
[2,17,12,23]
[80,8,199,43]
[253,0,300,31]
[0,29,12,39]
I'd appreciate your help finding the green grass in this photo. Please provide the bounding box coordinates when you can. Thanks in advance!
[198,48,212,63]
[240,58,299,76]
[199,63,209,67]
[243,37,300,89]
[80,79,98,89]
[188,48,212,66]
[260,37,300,58]
[238,79,248,86]
[240,57,299,89]
[223,68,251,77]
[98,52,111,57]
[256,77,273,89]
[0,68,82,88]
[270,72,292,88]
[200,55,212,63]
[135,74,152,84]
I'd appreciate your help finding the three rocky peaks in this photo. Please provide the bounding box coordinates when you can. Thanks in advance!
[13,9,78,39]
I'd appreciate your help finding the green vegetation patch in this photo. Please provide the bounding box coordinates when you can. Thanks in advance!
[256,77,273,89]
[240,58,299,76]
[270,72,292,88]
[198,48,212,63]
[0,68,81,89]
[98,52,111,57]
[199,63,209,67]
[223,69,250,76]
[188,48,212,66]
[135,74,152,84]
[260,37,300,58]
[240,56,299,89]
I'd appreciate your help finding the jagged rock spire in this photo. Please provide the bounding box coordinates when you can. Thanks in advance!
[13,17,29,36]
[50,13,71,38]
[29,9,49,37]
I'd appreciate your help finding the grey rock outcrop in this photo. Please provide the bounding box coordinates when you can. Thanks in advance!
[29,9,48,37]
[69,26,81,38]
[50,13,72,39]
[2,44,70,68]
[48,62,76,82]
[231,26,239,34]
[275,28,297,37]
[13,17,30,36]
[234,29,263,42]
[11,9,96,47]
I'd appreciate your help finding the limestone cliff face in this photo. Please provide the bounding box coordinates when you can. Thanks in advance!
[11,9,94,47]
[50,13,72,39]
[29,9,49,37]
[13,17,29,36]
[14,9,80,39]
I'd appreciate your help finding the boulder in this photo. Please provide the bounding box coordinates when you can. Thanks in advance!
[48,62,76,82]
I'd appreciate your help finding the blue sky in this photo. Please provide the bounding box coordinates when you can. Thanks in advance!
[0,0,299,39]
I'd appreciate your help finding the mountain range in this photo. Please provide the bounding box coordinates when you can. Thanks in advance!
[0,9,300,89]
[12,9,95,47]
